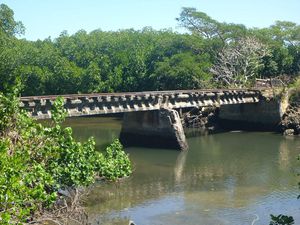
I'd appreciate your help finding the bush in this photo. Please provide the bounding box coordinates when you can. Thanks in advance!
[0,94,131,224]
[270,214,295,225]
[96,139,132,181]
[289,78,300,105]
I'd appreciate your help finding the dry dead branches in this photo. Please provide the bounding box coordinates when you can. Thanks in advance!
[211,37,270,87]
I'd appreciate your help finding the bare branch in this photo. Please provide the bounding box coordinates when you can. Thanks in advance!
[211,37,270,87]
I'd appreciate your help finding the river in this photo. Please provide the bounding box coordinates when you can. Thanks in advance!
[64,117,300,225]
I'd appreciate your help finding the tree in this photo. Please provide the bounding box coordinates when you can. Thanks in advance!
[0,3,25,36]
[251,21,300,77]
[270,21,300,76]
[0,4,25,94]
[150,52,212,90]
[210,37,270,87]
[176,7,247,44]
[0,30,23,94]
[80,61,103,93]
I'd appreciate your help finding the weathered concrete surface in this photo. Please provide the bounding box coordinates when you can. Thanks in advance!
[119,109,188,150]
[219,92,288,130]
[19,89,273,150]
[20,89,261,119]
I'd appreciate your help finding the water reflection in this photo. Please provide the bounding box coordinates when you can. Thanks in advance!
[279,139,291,171]
[66,117,300,225]
[64,117,122,149]
[174,151,187,185]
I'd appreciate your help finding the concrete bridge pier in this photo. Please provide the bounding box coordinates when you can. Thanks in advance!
[119,108,188,150]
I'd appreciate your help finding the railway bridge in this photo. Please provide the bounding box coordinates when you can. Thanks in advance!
[20,89,264,150]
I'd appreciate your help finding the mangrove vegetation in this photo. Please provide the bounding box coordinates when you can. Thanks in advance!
[0,94,131,224]
[0,5,299,96]
[0,3,300,225]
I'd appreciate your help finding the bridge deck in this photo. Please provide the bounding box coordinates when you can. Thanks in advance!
[20,89,263,119]
[20,88,263,100]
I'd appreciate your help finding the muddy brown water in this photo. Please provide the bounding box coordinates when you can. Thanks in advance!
[64,117,300,225]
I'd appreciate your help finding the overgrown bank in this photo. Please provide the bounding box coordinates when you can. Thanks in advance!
[281,84,300,136]
[182,87,300,136]
[0,94,132,224]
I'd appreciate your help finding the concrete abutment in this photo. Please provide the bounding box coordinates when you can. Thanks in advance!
[218,94,288,131]
[119,109,188,151]
[119,94,288,150]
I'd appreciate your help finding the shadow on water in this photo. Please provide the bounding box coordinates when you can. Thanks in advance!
[65,117,300,225]
[63,116,122,150]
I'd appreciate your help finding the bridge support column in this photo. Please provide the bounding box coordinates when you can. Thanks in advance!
[119,109,188,150]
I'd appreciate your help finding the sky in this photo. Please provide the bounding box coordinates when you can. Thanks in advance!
[1,0,300,41]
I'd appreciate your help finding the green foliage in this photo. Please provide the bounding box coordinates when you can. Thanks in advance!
[270,214,295,225]
[51,96,67,124]
[0,30,23,94]
[0,4,300,93]
[251,20,300,77]
[150,52,212,90]
[0,4,25,37]
[96,139,132,181]
[176,7,247,44]
[287,78,300,104]
[0,94,132,224]
[177,7,300,87]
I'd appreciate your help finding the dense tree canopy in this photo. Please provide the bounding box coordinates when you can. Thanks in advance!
[176,7,248,44]
[0,4,24,36]
[0,4,299,96]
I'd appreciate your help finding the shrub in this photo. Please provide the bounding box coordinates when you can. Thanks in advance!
[0,94,131,224]
[96,139,132,181]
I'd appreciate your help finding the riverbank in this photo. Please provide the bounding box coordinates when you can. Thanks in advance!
[280,88,300,136]
[182,88,300,136]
